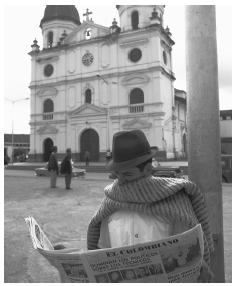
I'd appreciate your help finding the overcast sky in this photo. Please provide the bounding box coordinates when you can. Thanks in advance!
[2,2,232,134]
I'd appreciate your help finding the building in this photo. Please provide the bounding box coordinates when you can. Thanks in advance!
[220,110,232,182]
[29,5,187,162]
[220,110,232,155]
[174,89,187,158]
[4,134,30,162]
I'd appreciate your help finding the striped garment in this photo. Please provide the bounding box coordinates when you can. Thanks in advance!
[87,176,214,265]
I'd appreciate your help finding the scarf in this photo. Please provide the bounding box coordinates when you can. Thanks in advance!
[87,176,214,265]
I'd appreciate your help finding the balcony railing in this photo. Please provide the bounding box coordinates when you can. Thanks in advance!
[109,102,163,117]
[43,112,53,120]
[129,103,144,113]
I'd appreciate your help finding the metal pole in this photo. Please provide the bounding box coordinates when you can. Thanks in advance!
[172,108,177,159]
[185,6,225,282]
[11,101,14,164]
[107,102,110,150]
[5,97,30,164]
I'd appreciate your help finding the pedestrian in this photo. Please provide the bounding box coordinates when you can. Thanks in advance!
[151,146,160,167]
[87,129,214,282]
[84,150,90,167]
[61,148,73,190]
[48,146,59,188]
[105,149,112,164]
[4,155,9,168]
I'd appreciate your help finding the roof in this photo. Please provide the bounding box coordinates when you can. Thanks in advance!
[40,5,81,28]
[174,88,186,103]
[174,88,186,94]
[220,110,232,117]
[4,134,30,143]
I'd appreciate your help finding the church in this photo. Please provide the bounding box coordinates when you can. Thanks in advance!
[28,5,187,162]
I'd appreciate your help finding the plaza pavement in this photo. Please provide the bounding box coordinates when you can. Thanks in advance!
[4,169,232,283]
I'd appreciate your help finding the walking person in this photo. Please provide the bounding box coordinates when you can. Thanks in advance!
[84,150,90,167]
[4,155,9,168]
[48,146,59,188]
[105,149,112,165]
[61,148,73,190]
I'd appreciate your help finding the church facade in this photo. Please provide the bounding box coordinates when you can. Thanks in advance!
[29,5,187,162]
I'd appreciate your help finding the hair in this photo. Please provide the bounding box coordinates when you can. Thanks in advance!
[136,158,152,172]
[52,146,57,152]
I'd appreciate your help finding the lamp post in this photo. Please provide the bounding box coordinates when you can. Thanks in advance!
[172,107,177,160]
[5,97,30,164]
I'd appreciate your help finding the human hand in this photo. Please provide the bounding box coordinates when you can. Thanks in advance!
[197,261,214,283]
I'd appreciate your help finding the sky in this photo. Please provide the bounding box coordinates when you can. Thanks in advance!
[2,1,233,134]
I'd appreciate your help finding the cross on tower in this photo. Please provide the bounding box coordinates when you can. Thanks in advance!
[83,8,92,21]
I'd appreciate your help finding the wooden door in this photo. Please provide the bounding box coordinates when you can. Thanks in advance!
[80,129,99,161]
[43,138,53,162]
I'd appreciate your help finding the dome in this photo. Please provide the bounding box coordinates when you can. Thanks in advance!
[40,5,81,28]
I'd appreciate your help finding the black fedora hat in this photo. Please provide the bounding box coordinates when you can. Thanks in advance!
[107,129,157,171]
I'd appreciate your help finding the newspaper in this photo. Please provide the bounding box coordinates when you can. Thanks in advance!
[25,216,204,283]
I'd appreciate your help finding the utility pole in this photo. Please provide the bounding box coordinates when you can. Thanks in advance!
[5,97,29,164]
[185,6,225,282]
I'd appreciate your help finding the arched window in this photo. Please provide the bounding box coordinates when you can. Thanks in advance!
[85,89,92,103]
[85,28,92,40]
[43,99,54,112]
[163,51,167,65]
[129,88,144,113]
[131,11,139,30]
[130,88,144,104]
[47,31,53,48]
[43,99,54,120]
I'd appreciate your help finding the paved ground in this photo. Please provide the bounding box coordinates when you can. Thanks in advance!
[4,169,232,282]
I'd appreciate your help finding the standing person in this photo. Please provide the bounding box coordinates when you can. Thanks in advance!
[84,150,90,167]
[105,149,112,164]
[4,156,8,168]
[48,146,59,188]
[61,148,73,190]
[87,129,214,282]
[151,146,160,167]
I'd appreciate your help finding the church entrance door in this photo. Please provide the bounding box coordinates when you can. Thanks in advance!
[43,138,53,162]
[80,129,99,162]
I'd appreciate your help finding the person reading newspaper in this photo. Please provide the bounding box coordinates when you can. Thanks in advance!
[86,129,214,282]
[25,216,204,283]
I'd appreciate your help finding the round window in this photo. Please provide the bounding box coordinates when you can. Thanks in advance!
[82,52,94,66]
[129,48,142,62]
[44,64,54,77]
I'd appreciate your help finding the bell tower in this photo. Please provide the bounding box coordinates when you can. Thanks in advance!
[116,5,165,32]
[40,5,81,48]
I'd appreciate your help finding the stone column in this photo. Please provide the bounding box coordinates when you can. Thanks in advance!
[185,6,225,282]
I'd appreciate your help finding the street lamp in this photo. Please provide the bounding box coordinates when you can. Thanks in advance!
[5,97,30,164]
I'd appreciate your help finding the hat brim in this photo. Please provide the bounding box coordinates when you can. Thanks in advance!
[107,149,157,171]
